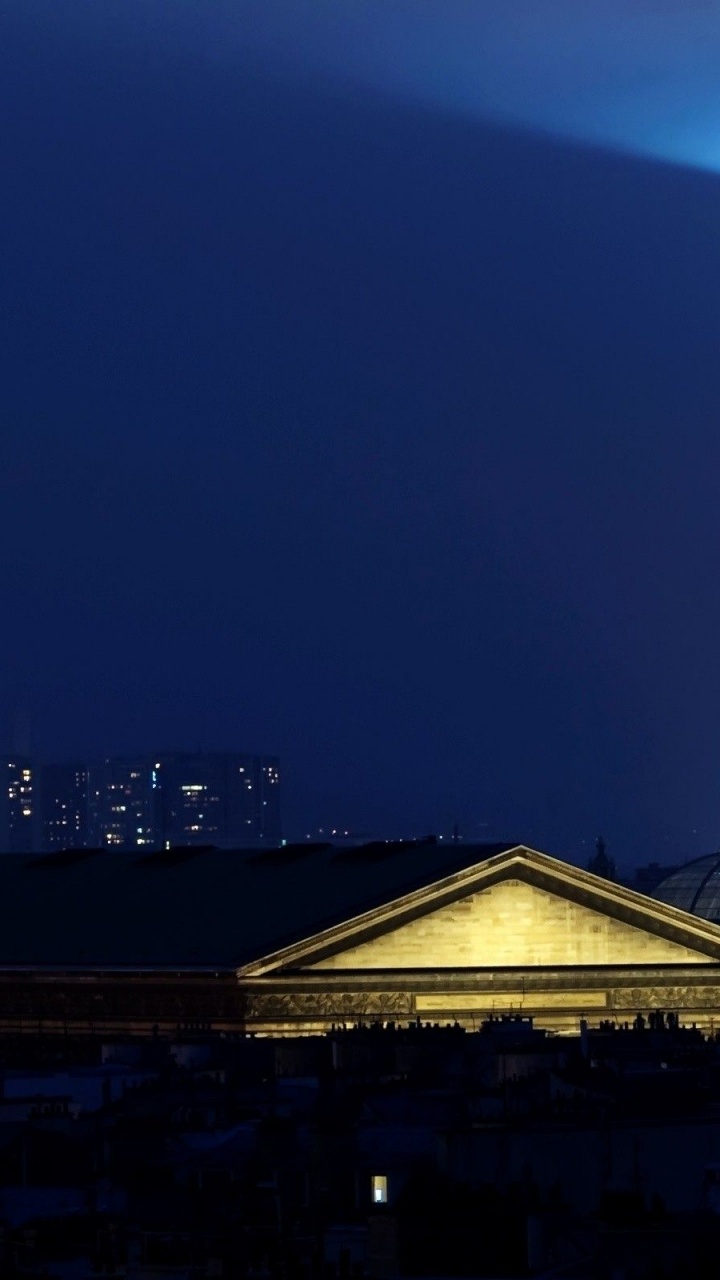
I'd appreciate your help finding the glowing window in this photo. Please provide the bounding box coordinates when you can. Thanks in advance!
[371,1175,388,1205]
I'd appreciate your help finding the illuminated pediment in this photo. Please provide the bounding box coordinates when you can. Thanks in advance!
[307,878,708,969]
[239,846,720,976]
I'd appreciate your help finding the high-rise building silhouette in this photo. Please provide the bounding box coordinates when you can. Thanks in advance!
[0,756,37,852]
[158,753,281,848]
[40,752,281,851]
[87,757,162,850]
[40,762,90,851]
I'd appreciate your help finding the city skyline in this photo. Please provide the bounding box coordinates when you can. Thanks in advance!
[0,723,717,863]
[2,750,282,854]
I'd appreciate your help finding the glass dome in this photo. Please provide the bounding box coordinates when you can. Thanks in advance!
[653,852,720,923]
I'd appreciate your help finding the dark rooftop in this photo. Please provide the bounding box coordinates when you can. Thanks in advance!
[0,840,515,970]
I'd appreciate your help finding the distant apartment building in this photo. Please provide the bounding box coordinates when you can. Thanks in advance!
[158,753,281,848]
[0,756,37,852]
[40,763,90,852]
[40,752,281,852]
[86,758,162,850]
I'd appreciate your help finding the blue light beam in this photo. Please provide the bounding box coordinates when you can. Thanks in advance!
[225,0,720,173]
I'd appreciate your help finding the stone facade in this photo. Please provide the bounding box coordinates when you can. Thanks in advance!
[238,850,720,1034]
[308,879,709,970]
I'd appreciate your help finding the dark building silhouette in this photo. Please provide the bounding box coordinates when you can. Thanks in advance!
[40,763,90,852]
[157,752,281,848]
[587,834,615,881]
[87,757,161,850]
[39,752,281,852]
[628,860,681,897]
[0,756,37,852]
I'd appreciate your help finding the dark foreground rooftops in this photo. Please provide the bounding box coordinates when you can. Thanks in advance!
[0,839,514,970]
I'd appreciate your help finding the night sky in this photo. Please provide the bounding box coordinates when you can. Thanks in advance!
[3,2,720,865]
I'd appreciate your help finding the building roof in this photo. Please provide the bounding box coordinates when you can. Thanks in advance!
[653,852,720,923]
[0,840,514,970]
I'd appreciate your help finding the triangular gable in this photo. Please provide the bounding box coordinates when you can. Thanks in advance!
[238,846,720,976]
[307,878,709,969]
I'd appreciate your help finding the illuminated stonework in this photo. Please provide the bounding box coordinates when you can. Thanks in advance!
[238,846,720,1034]
[307,879,706,969]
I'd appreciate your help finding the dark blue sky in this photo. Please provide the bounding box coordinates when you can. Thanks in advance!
[2,2,720,864]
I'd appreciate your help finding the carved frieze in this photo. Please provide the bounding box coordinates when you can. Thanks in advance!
[246,990,413,1019]
[610,986,720,1010]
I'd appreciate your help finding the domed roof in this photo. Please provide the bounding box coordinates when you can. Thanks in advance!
[653,852,720,923]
